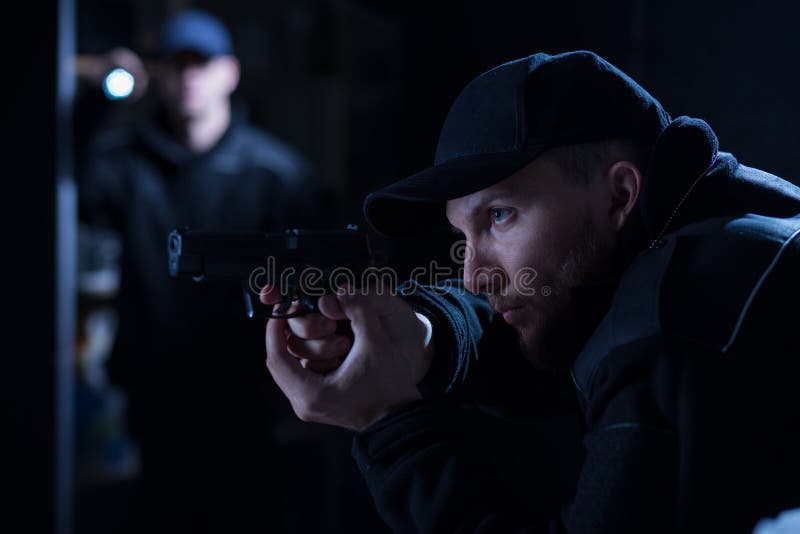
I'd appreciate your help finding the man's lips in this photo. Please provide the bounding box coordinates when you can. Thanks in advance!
[493,305,521,314]
[491,303,525,322]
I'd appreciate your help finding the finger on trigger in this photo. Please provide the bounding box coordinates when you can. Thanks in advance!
[272,298,302,318]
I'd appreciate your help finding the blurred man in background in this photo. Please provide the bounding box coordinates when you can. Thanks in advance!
[79,9,326,532]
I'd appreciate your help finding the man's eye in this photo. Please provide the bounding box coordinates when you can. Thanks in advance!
[490,207,513,224]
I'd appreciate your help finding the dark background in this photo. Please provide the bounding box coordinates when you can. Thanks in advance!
[76,0,800,220]
[8,1,800,533]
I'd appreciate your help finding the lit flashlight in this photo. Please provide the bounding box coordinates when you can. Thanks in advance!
[103,68,135,100]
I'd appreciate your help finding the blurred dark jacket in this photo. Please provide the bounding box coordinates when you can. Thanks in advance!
[79,102,326,532]
[80,102,322,389]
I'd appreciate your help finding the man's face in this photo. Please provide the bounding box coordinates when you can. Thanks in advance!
[446,153,617,371]
[156,51,239,119]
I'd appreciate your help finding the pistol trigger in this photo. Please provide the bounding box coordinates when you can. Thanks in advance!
[297,295,318,314]
[276,297,293,315]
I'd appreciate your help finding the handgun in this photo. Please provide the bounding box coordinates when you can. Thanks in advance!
[167,226,375,319]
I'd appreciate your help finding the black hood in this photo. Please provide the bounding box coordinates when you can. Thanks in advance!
[563,116,800,367]
[572,118,800,404]
[636,115,800,245]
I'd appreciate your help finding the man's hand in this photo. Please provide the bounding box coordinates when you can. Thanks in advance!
[261,285,434,432]
[75,47,150,100]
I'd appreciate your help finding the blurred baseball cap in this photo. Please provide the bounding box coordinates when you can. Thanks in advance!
[159,9,233,58]
[363,50,671,237]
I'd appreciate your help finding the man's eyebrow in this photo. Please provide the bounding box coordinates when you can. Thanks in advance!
[447,188,516,234]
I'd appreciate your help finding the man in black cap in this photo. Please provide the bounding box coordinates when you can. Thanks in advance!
[80,9,323,532]
[262,50,800,532]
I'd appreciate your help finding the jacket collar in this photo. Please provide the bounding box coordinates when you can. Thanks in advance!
[134,100,247,169]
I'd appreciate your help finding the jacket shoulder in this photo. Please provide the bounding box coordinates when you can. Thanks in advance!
[572,213,800,399]
[661,213,800,353]
[231,124,311,181]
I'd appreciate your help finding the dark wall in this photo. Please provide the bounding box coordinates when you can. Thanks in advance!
[7,1,65,532]
[361,0,800,186]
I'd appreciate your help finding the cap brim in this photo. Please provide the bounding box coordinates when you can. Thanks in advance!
[364,146,545,237]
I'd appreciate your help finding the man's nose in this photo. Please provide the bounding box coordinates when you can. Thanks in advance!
[463,247,506,294]
[461,240,477,293]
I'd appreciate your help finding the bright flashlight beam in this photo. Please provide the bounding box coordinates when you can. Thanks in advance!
[103,68,135,100]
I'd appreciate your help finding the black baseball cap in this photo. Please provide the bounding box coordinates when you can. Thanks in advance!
[363,50,671,237]
[159,9,234,58]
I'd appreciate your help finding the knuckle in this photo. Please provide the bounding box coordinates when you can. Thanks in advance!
[304,398,323,417]
[289,313,334,339]
[286,317,308,336]
[294,407,312,422]
[295,394,324,422]
[310,315,336,337]
[286,317,303,331]
[318,294,345,318]
[286,336,309,358]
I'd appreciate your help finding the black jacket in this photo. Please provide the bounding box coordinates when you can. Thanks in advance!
[79,104,329,532]
[352,117,800,533]
[80,104,323,387]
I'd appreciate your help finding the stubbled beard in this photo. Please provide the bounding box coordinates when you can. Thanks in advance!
[513,218,615,374]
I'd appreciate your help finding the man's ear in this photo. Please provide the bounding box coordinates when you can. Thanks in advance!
[605,160,643,232]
